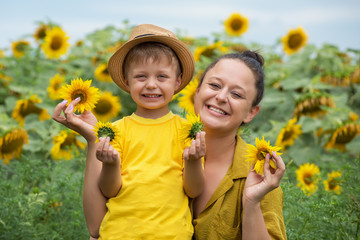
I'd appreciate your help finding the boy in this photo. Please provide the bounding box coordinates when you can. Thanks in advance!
[53,24,205,239]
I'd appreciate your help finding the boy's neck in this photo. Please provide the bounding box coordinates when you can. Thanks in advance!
[134,107,171,119]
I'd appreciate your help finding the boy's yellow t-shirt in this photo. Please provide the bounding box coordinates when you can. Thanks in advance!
[99,112,193,240]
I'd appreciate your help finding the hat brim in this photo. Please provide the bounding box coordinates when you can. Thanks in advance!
[108,35,195,94]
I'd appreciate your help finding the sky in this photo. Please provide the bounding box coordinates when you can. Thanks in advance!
[1,0,360,51]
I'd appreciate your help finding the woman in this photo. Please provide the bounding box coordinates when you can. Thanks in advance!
[192,51,286,239]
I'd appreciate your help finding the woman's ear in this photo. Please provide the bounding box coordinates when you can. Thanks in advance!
[243,105,260,124]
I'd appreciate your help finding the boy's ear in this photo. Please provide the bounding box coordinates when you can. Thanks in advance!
[174,73,182,91]
[125,79,130,91]
[243,105,260,124]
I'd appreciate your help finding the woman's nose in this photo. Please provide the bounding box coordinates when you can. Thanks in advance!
[216,89,228,102]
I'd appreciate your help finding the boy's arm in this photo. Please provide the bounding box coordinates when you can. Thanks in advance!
[97,137,122,198]
[183,132,206,198]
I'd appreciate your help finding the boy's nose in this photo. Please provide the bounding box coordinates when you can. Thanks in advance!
[145,78,157,89]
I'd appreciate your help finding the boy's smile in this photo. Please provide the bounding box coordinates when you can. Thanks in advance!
[126,55,181,119]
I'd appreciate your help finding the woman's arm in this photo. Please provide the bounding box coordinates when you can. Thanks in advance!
[242,152,286,240]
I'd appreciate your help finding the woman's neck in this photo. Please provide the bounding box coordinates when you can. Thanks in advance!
[204,129,237,164]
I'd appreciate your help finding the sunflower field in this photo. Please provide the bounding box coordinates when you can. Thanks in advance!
[1,13,360,239]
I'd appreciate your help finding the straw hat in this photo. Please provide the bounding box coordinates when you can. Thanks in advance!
[108,24,195,94]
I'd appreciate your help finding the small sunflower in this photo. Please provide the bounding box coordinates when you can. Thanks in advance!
[41,27,70,59]
[0,49,5,58]
[47,73,66,100]
[296,163,320,196]
[350,67,360,84]
[245,137,282,175]
[94,63,112,83]
[33,24,50,42]
[12,40,30,58]
[194,41,227,62]
[50,130,86,160]
[93,91,122,122]
[11,95,51,126]
[93,122,121,151]
[180,113,204,147]
[224,13,249,37]
[281,27,308,55]
[325,122,360,152]
[294,92,335,118]
[0,128,29,164]
[178,78,199,114]
[275,118,302,149]
[323,171,342,195]
[60,78,101,114]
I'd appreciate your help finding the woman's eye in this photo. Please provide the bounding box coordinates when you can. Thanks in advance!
[231,92,243,99]
[209,83,220,89]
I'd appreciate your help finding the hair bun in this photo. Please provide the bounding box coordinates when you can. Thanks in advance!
[242,50,264,67]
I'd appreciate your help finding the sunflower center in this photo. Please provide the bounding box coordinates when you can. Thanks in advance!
[97,127,115,141]
[60,133,75,150]
[16,43,28,52]
[71,90,87,103]
[288,33,303,49]
[53,82,60,90]
[94,99,112,115]
[201,47,215,58]
[334,126,357,144]
[256,148,268,160]
[282,130,294,142]
[50,36,63,50]
[37,27,47,40]
[1,137,24,153]
[328,179,337,190]
[303,173,313,185]
[231,19,243,31]
[19,101,42,117]
[102,68,109,75]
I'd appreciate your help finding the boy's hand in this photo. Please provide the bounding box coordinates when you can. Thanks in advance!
[52,98,98,142]
[96,137,120,165]
[183,131,206,162]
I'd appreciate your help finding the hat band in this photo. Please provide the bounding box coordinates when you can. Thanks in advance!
[134,34,155,39]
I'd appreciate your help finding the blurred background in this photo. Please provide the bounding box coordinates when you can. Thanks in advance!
[1,0,360,50]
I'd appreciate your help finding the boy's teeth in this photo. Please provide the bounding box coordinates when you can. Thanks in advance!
[144,94,160,98]
[209,106,226,115]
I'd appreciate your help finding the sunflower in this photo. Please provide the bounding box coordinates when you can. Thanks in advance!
[93,122,121,151]
[178,78,199,114]
[60,78,101,114]
[294,93,335,118]
[350,67,360,84]
[325,123,360,152]
[0,128,29,164]
[194,41,227,62]
[281,27,308,55]
[296,163,320,196]
[245,137,282,175]
[0,49,5,58]
[50,130,86,160]
[11,95,51,126]
[12,40,30,58]
[94,63,112,83]
[275,118,302,149]
[41,27,70,59]
[93,91,122,122]
[224,13,249,37]
[47,73,66,100]
[33,24,50,42]
[323,171,342,195]
[180,113,204,147]
[320,75,350,87]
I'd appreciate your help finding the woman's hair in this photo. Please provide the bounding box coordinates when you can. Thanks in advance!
[198,50,265,106]
[123,42,182,79]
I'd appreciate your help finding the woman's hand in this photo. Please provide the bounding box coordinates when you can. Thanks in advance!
[243,152,285,204]
[52,98,98,143]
